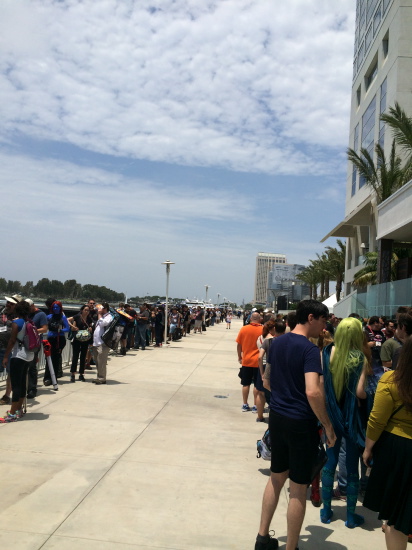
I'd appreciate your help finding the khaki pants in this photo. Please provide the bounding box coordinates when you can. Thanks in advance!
[92,344,110,380]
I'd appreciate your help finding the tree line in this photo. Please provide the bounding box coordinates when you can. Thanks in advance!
[0,278,125,303]
[296,240,346,302]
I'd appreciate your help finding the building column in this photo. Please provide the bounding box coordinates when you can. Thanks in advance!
[377,239,393,284]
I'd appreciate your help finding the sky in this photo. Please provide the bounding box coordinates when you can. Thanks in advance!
[0,0,355,304]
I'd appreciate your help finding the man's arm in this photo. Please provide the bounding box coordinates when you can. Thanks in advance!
[38,323,48,335]
[237,343,243,364]
[305,371,336,448]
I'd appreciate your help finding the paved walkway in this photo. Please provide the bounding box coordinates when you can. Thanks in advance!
[0,319,386,549]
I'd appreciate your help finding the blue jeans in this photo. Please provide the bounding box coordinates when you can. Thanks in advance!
[135,324,147,349]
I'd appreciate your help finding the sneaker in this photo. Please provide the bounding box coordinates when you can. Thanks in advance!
[256,417,265,423]
[43,380,52,387]
[0,394,11,405]
[242,404,251,412]
[255,531,279,550]
[26,390,37,399]
[251,405,258,413]
[0,412,18,423]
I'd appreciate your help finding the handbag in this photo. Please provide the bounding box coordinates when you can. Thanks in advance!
[76,329,90,342]
[310,439,327,482]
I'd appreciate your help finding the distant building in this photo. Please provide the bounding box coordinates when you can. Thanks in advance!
[253,252,286,304]
[267,264,310,309]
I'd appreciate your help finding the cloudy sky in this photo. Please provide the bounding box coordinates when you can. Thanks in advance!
[1,0,355,304]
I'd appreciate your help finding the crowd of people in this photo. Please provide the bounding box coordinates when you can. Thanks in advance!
[0,294,234,418]
[236,301,412,550]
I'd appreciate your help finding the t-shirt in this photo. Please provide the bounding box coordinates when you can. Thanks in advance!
[236,323,262,367]
[169,313,180,325]
[138,309,150,324]
[29,309,48,331]
[380,337,402,364]
[365,326,386,377]
[268,332,322,421]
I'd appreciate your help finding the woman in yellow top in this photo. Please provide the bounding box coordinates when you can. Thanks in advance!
[363,335,412,550]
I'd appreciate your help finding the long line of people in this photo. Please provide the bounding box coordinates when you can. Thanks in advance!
[0,295,231,421]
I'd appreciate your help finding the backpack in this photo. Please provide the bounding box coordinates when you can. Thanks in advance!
[256,428,271,460]
[101,308,123,349]
[19,319,41,352]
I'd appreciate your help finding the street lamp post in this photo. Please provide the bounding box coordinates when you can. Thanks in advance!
[205,285,210,304]
[161,261,175,345]
[217,293,220,307]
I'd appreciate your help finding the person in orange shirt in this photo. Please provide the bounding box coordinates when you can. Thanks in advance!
[236,312,263,418]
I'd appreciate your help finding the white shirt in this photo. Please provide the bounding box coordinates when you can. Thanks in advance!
[93,313,113,346]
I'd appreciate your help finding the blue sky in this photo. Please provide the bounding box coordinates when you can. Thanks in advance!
[0,0,355,304]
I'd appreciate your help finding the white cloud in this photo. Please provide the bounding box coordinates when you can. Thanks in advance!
[0,0,355,176]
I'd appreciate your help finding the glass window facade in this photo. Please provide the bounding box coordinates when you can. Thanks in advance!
[373,5,382,35]
[362,95,376,154]
[379,77,387,147]
[365,61,378,90]
[365,26,373,52]
[354,0,393,78]
[383,0,391,15]
[360,95,376,188]
[352,124,359,196]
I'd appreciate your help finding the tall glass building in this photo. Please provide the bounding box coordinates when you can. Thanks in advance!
[323,0,412,307]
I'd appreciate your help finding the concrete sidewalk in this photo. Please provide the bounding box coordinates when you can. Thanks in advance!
[0,319,385,550]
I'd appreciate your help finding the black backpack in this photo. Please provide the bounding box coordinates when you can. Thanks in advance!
[101,309,122,349]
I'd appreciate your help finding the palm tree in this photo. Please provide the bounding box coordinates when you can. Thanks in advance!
[325,239,346,301]
[347,139,408,204]
[352,251,399,287]
[296,264,321,300]
[313,253,331,300]
[381,102,412,160]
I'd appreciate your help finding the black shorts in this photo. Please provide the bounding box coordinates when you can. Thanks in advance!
[238,366,258,387]
[269,411,319,485]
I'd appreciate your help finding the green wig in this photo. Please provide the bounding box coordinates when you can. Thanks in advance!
[330,317,365,401]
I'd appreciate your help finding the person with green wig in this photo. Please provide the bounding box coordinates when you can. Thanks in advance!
[320,317,371,528]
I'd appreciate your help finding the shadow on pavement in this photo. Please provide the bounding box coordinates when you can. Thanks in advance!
[24,412,50,421]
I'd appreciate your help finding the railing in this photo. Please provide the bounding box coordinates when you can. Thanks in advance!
[333,277,412,318]
[0,337,73,384]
